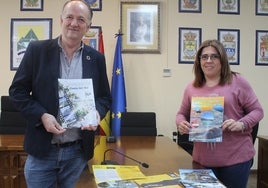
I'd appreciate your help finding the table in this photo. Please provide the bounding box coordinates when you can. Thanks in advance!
[0,134,26,188]
[0,135,197,188]
[78,136,199,187]
[257,135,268,188]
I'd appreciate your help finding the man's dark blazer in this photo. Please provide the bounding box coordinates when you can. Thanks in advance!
[9,37,111,160]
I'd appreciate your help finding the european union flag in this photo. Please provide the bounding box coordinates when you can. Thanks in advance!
[111,33,126,137]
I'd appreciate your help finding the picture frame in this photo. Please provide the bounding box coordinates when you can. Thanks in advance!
[255,30,268,66]
[217,0,240,14]
[120,1,160,54]
[178,0,201,13]
[10,18,52,70]
[217,29,240,65]
[178,27,202,64]
[82,26,101,50]
[85,0,102,11]
[255,0,268,16]
[20,0,43,11]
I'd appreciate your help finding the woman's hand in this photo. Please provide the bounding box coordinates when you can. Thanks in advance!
[177,121,191,135]
[222,119,244,132]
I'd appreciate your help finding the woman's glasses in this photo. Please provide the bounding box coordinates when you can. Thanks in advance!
[200,54,220,61]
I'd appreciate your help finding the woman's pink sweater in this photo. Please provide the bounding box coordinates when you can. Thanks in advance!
[176,74,264,167]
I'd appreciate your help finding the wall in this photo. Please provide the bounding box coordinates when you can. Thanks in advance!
[0,0,267,169]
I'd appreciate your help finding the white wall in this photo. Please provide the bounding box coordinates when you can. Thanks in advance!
[0,0,267,169]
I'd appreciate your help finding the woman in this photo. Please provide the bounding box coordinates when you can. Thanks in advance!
[176,39,263,188]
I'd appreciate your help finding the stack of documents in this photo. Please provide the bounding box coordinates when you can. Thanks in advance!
[92,165,182,187]
[92,165,226,187]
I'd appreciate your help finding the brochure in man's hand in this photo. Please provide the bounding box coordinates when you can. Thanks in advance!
[58,79,97,128]
[189,96,224,142]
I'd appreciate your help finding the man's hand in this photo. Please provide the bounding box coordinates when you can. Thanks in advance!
[81,111,100,131]
[41,113,66,134]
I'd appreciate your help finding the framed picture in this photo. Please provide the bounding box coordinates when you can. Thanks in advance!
[255,30,268,66]
[10,18,52,70]
[256,0,268,15]
[217,0,240,14]
[85,0,102,11]
[20,0,43,11]
[120,1,160,53]
[178,27,202,64]
[217,29,240,65]
[178,0,201,13]
[82,26,101,50]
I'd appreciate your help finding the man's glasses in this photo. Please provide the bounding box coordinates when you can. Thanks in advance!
[200,54,220,61]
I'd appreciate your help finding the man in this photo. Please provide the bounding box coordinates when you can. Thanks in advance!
[9,0,111,187]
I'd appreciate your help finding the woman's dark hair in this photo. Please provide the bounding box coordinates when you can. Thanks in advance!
[193,39,236,87]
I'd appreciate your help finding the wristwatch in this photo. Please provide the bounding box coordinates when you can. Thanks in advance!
[240,121,246,132]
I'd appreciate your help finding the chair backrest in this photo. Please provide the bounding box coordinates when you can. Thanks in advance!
[120,112,157,136]
[0,96,27,134]
[177,133,193,155]
[251,122,259,144]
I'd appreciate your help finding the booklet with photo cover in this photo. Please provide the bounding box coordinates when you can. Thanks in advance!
[58,79,97,129]
[189,96,224,142]
[179,169,226,188]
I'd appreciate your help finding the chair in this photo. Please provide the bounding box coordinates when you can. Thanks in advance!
[173,132,193,155]
[0,96,27,134]
[120,112,157,136]
[251,122,259,168]
[251,122,259,144]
